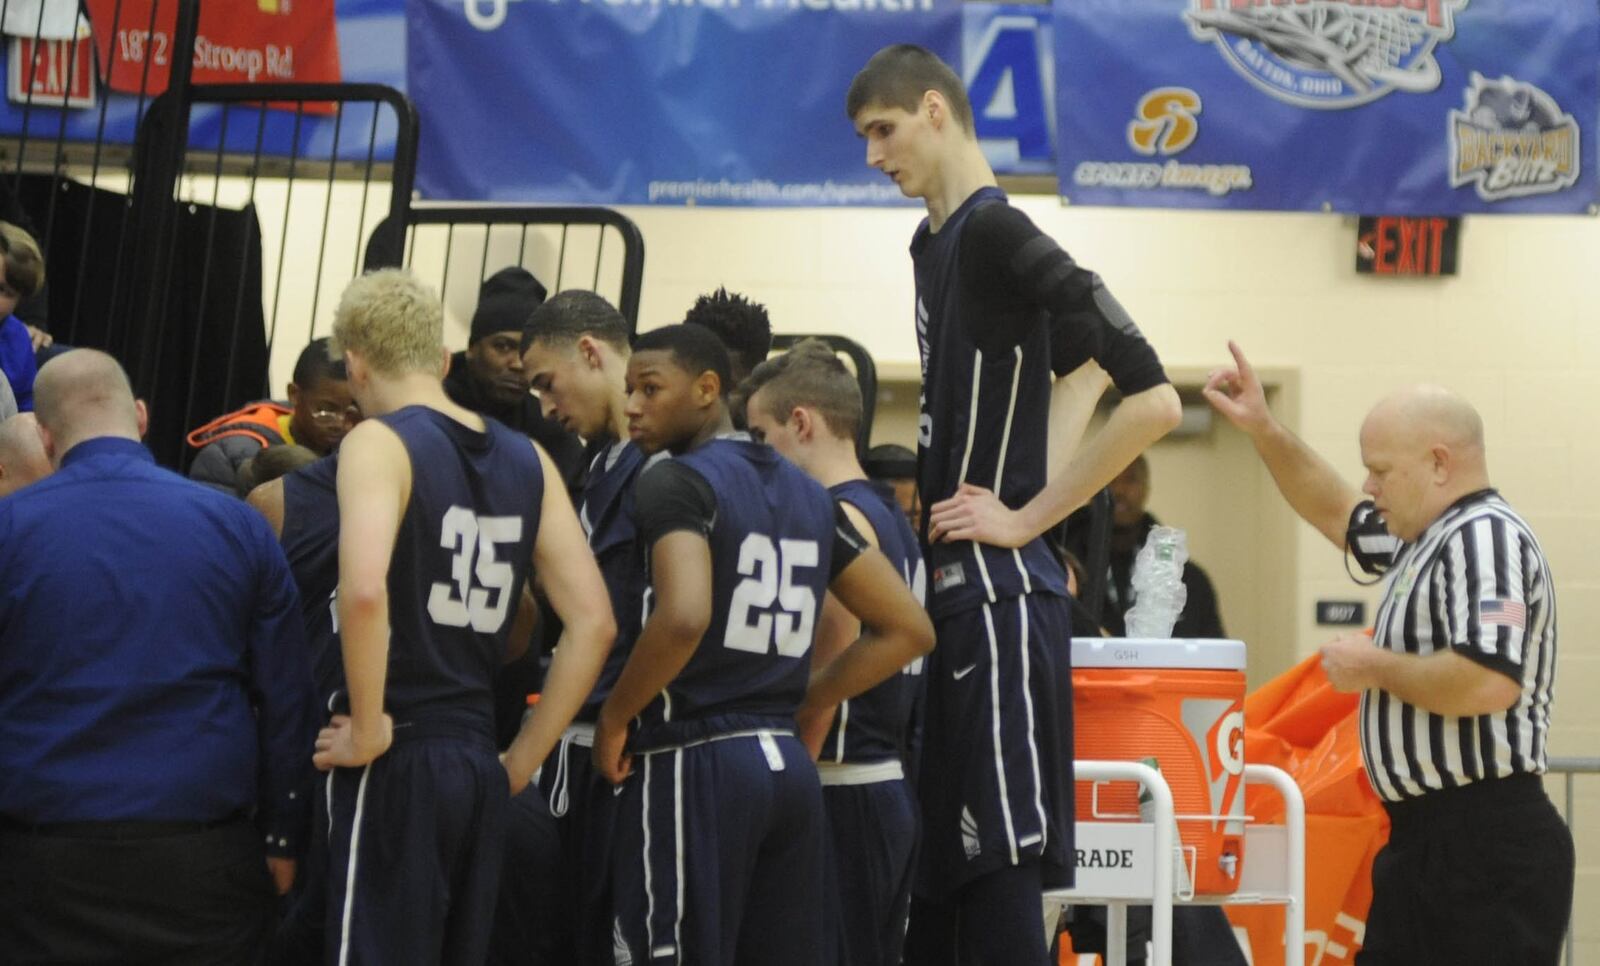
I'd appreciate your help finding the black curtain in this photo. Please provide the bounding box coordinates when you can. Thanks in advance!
[12,174,270,470]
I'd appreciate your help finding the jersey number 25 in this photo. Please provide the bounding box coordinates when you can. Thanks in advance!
[724,533,819,657]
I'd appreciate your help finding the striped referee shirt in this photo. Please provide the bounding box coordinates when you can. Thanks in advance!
[1346,489,1557,802]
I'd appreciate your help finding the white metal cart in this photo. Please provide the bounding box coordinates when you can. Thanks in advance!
[1044,760,1306,966]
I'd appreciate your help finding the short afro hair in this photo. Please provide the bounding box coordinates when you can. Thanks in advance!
[682,287,772,382]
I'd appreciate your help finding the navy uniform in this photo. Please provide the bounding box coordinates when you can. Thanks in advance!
[613,437,866,966]
[533,438,652,965]
[325,407,541,966]
[266,454,564,966]
[281,455,343,705]
[271,455,341,966]
[821,479,926,966]
[909,187,1169,911]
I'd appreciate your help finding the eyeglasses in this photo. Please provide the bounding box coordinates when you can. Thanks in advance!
[309,405,362,428]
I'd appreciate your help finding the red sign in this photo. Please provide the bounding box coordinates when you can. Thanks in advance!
[83,0,340,105]
[1355,216,1461,277]
[7,36,96,109]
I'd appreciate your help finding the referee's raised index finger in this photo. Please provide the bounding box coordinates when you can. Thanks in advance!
[1226,340,1256,381]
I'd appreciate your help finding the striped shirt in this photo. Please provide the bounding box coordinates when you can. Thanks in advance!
[1346,490,1557,802]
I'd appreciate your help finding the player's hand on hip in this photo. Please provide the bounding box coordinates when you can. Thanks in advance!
[928,483,1030,548]
[501,751,534,797]
[1202,340,1273,436]
[312,713,393,771]
[794,702,832,761]
[593,719,633,785]
[266,857,297,895]
[1319,632,1379,693]
[25,324,51,352]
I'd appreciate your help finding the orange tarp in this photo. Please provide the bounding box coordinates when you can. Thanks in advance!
[1226,655,1389,966]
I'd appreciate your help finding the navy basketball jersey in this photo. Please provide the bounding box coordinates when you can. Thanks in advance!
[379,406,542,735]
[912,186,1068,618]
[632,438,840,751]
[577,439,651,721]
[280,454,342,706]
[823,479,927,765]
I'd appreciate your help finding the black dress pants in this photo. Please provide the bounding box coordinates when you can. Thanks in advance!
[0,817,275,965]
[1356,774,1574,966]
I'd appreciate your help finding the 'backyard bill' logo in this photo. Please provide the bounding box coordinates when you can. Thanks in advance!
[1449,73,1581,202]
[1186,0,1466,109]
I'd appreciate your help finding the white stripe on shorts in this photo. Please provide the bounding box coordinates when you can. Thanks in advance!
[337,764,373,966]
[983,603,1020,864]
[1018,596,1047,846]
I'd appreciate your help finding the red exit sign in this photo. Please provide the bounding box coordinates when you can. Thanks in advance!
[1356,215,1460,277]
[7,36,96,110]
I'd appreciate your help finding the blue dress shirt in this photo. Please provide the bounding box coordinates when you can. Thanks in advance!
[0,436,317,855]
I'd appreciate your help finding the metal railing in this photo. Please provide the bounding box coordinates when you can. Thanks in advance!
[150,81,417,469]
[1550,757,1599,966]
[365,203,646,334]
[1,0,423,468]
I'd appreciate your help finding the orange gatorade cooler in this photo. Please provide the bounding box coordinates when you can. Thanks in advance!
[1072,638,1247,895]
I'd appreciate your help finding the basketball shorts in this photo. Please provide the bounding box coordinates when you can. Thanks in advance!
[612,730,827,966]
[324,730,509,966]
[914,593,1075,901]
[820,769,918,966]
[526,723,620,966]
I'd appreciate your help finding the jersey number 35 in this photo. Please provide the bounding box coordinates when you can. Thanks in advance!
[428,506,524,633]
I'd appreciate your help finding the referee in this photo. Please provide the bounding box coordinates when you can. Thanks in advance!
[1204,342,1572,966]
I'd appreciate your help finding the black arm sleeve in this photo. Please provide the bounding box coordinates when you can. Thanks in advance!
[959,203,1169,395]
[632,459,718,548]
[828,501,870,582]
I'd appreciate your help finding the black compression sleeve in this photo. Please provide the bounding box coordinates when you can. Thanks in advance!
[632,459,717,548]
[960,203,1169,394]
[828,501,870,582]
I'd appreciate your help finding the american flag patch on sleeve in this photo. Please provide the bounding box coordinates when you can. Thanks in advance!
[1480,599,1526,629]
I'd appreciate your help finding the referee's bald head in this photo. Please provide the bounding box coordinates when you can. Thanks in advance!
[1359,384,1490,540]
[33,349,147,464]
[1366,385,1485,454]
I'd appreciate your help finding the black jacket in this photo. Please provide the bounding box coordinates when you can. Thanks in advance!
[442,351,586,491]
[185,401,291,495]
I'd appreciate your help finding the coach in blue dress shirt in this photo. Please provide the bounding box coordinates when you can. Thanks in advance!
[0,349,319,964]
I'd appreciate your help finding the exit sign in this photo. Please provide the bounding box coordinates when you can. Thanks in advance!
[7,36,95,111]
[1356,215,1460,277]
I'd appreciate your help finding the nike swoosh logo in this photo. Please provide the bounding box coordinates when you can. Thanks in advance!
[952,663,978,681]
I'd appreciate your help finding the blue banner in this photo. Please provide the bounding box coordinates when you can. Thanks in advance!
[409,0,960,205]
[1054,0,1600,214]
